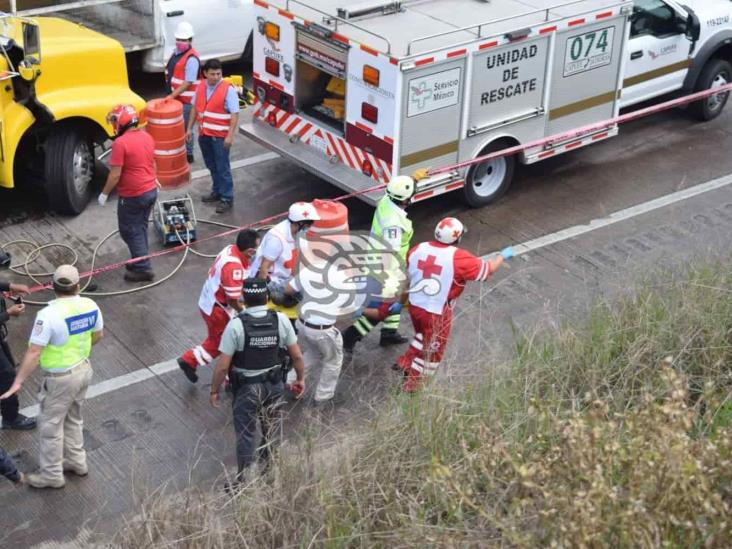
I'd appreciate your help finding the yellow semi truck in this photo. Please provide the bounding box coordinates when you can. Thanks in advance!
[0,13,144,214]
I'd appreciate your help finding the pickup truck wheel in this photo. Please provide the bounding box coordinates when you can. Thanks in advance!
[690,59,732,121]
[44,126,95,215]
[463,144,515,208]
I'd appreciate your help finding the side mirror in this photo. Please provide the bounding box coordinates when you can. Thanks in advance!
[21,21,41,62]
[686,13,701,43]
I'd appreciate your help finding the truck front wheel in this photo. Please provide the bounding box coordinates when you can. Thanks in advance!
[690,59,732,121]
[463,142,515,208]
[44,125,95,215]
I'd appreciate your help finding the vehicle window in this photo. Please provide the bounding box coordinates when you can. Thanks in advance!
[630,0,679,38]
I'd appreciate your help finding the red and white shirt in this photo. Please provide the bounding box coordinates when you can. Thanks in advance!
[198,245,250,315]
[406,241,493,314]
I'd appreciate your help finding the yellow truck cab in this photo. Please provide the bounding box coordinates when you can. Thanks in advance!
[0,14,144,214]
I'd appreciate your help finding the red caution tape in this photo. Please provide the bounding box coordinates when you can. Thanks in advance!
[429,83,732,176]
[25,183,386,294]
[22,83,732,294]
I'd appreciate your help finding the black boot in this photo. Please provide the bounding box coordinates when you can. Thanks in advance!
[379,329,408,346]
[177,357,198,383]
[2,414,37,430]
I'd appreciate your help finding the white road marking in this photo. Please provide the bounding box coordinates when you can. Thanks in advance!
[480,173,732,260]
[20,361,179,418]
[18,173,732,418]
[191,152,279,180]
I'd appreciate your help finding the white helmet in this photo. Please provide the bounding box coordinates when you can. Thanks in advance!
[386,175,415,203]
[288,201,321,223]
[435,217,465,244]
[174,22,195,40]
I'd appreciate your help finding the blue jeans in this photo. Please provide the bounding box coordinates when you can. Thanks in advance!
[198,135,233,202]
[183,103,194,156]
[118,188,158,272]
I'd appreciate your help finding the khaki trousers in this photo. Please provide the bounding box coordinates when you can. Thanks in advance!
[38,360,93,481]
[295,320,344,402]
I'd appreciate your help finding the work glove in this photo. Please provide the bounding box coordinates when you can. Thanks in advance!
[388,302,403,315]
[98,193,109,207]
[412,167,431,181]
[500,246,514,260]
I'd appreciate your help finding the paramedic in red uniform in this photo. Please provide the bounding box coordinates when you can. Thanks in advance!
[177,229,260,383]
[395,218,514,392]
[165,21,201,164]
[186,58,240,214]
[98,104,159,283]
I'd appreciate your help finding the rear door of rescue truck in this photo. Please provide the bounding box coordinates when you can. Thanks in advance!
[249,0,398,204]
[400,0,631,206]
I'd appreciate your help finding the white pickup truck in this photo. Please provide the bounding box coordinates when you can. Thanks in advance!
[3,0,255,71]
[240,0,732,206]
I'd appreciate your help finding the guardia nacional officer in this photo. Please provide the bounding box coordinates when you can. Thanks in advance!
[210,278,305,485]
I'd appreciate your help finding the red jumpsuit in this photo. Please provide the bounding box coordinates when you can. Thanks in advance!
[180,245,249,369]
[397,241,494,392]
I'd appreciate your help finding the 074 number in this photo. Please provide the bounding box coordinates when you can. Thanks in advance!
[569,29,610,61]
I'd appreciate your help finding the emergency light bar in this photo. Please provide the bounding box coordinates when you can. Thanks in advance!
[337,1,402,20]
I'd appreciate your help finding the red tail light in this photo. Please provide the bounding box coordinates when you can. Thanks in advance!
[361,102,378,124]
[362,158,374,177]
[265,57,280,77]
[267,111,277,126]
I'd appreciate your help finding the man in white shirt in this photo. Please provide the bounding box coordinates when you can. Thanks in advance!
[0,265,103,489]
[249,202,320,306]
[284,240,356,404]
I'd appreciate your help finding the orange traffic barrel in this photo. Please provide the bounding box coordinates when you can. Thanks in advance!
[310,199,349,235]
[144,98,190,190]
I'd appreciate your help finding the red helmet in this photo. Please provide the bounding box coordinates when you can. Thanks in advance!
[107,104,139,134]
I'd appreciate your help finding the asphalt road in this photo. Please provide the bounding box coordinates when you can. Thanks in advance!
[0,68,731,546]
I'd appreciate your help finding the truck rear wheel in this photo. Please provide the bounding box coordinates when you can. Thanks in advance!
[44,125,95,215]
[690,59,732,121]
[463,143,515,208]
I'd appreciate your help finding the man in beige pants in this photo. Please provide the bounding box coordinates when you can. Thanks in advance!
[0,265,103,489]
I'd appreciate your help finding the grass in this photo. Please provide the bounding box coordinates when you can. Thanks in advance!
[116,262,732,548]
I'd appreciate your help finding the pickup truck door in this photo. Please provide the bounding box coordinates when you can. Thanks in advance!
[160,0,251,62]
[621,0,691,107]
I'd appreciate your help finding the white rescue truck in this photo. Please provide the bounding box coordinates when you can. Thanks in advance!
[240,0,732,206]
[4,0,254,72]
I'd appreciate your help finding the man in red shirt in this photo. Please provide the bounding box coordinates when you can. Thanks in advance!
[395,217,513,392]
[177,229,260,383]
[99,105,159,282]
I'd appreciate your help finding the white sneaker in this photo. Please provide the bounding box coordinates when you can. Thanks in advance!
[26,472,65,489]
[63,461,88,477]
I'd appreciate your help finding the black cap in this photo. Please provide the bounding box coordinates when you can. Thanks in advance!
[243,278,268,296]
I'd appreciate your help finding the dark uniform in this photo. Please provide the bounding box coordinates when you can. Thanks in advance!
[0,280,35,430]
[219,302,297,478]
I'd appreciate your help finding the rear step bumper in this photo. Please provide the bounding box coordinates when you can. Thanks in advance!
[239,112,382,206]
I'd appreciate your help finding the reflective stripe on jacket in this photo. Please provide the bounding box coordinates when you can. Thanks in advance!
[371,196,413,259]
[195,81,233,138]
[39,298,98,370]
[166,47,200,104]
